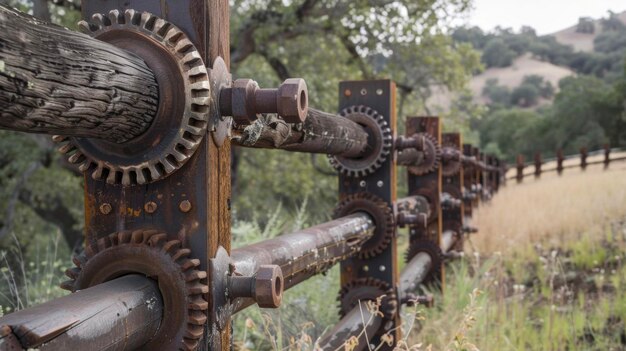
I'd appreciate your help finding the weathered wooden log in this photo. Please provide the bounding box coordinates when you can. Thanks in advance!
[0,6,158,143]
[0,275,163,350]
[231,108,370,157]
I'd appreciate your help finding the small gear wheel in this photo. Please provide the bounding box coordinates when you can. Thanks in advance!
[54,10,210,186]
[338,277,397,321]
[334,192,395,259]
[441,145,462,177]
[328,105,392,177]
[61,229,208,351]
[405,238,443,284]
[407,133,442,176]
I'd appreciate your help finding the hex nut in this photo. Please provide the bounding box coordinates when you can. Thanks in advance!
[254,265,283,308]
[277,78,308,124]
[231,79,258,124]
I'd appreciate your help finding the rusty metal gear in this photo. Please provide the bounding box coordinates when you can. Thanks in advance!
[338,277,397,320]
[61,229,208,351]
[54,10,210,186]
[441,145,462,177]
[334,192,395,259]
[414,185,439,220]
[407,133,441,176]
[406,238,443,284]
[328,105,392,177]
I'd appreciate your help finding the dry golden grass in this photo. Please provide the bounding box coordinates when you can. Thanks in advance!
[472,158,626,254]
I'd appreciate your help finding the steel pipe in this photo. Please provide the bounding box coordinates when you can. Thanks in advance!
[399,252,432,302]
[232,108,370,157]
[319,229,459,348]
[0,275,162,351]
[396,149,425,166]
[315,303,382,351]
[441,230,457,253]
[231,213,374,313]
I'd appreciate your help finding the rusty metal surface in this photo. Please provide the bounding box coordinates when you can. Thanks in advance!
[405,117,443,288]
[78,2,230,350]
[316,304,382,351]
[442,133,463,252]
[230,213,374,313]
[336,80,399,348]
[329,104,393,177]
[60,230,208,351]
[0,275,162,351]
[57,9,211,186]
[232,108,370,157]
[396,133,441,175]
[462,144,475,218]
[398,252,432,301]
[220,78,308,124]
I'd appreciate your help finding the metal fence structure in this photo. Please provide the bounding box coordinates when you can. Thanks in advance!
[1,2,616,350]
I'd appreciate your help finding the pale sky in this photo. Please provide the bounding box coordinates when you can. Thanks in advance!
[466,0,626,35]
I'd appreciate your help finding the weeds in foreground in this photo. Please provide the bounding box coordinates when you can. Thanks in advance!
[0,231,69,313]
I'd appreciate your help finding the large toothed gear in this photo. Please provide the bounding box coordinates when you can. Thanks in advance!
[328,105,392,177]
[338,277,397,321]
[407,132,442,176]
[441,144,462,177]
[405,238,443,284]
[334,192,395,259]
[61,229,208,351]
[54,10,210,186]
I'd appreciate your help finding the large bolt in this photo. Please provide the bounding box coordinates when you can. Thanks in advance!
[397,212,427,229]
[229,265,283,308]
[395,134,425,151]
[219,78,308,124]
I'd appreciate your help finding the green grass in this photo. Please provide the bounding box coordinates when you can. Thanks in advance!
[415,226,626,351]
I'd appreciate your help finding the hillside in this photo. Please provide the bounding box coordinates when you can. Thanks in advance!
[553,10,626,52]
[428,10,626,112]
[428,54,574,110]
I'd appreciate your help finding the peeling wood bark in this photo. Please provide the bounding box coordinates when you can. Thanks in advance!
[232,108,369,157]
[0,6,158,143]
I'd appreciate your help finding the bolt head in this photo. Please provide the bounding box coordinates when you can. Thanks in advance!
[179,200,192,213]
[254,265,283,308]
[277,78,308,123]
[144,201,157,214]
[99,203,112,215]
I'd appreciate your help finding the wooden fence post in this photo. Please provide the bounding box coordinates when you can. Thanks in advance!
[516,154,525,183]
[580,147,588,171]
[534,152,542,178]
[557,149,564,175]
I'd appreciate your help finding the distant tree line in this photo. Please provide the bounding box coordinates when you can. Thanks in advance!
[474,64,626,162]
